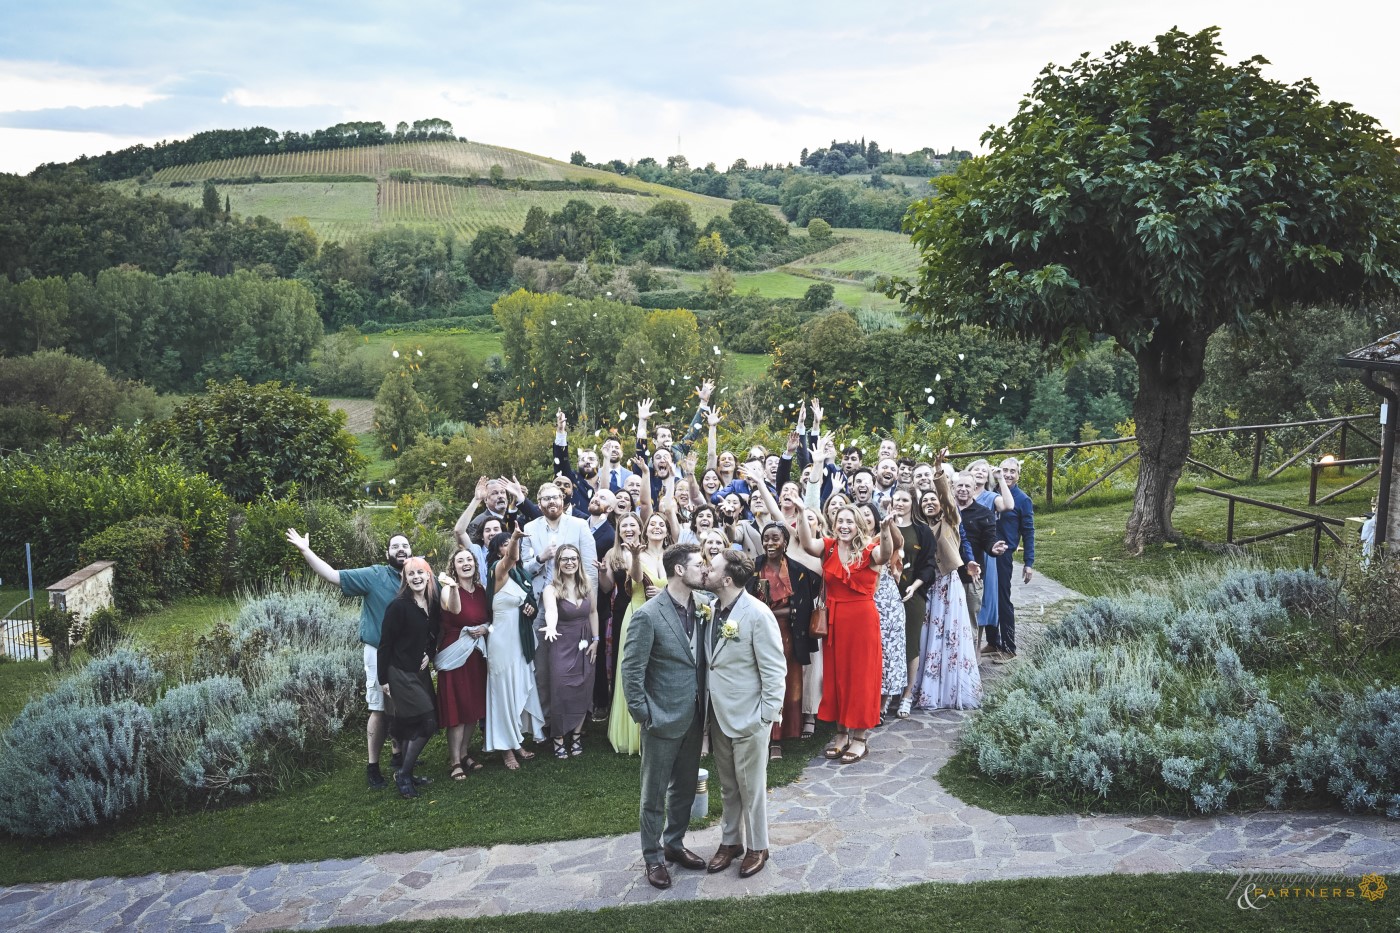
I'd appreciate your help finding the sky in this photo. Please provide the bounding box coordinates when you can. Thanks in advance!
[1,1,1396,175]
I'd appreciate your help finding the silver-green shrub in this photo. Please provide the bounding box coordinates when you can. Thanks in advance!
[1293,685,1400,818]
[0,699,152,837]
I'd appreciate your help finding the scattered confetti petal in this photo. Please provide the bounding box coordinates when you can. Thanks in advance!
[935,373,941,382]
[392,350,400,358]
[958,353,965,360]
[465,455,472,463]
[713,345,721,355]
[946,418,955,427]
[927,395,936,404]
[551,319,558,326]
[416,349,423,357]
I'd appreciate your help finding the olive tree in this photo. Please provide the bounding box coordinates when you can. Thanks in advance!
[892,27,1400,551]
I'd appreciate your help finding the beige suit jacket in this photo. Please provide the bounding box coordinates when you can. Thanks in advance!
[706,591,787,739]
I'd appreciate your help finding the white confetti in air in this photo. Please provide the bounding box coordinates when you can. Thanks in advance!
[857,381,864,388]
[946,418,955,427]
[389,478,397,484]
[971,418,978,426]
[466,455,472,463]
[620,412,627,420]
[999,396,1005,404]
[551,320,558,326]
[594,430,602,437]
[958,353,965,360]
[665,407,675,414]
[935,373,941,382]
[1001,382,1007,390]
[924,387,932,393]
[416,349,423,357]
[713,346,721,355]
[471,382,479,389]
[640,358,645,364]
[670,378,675,385]
[392,350,400,358]
[721,386,729,393]
[593,312,598,317]
[927,395,936,404]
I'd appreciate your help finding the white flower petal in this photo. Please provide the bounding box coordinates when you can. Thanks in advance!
[392,350,400,358]
[471,382,479,389]
[945,418,955,427]
[927,395,936,404]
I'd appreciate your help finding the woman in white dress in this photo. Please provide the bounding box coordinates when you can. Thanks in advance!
[906,452,981,711]
[483,527,545,770]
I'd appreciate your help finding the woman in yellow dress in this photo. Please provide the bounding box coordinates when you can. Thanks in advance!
[606,510,670,754]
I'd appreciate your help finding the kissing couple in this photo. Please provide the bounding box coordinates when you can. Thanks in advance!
[620,542,788,889]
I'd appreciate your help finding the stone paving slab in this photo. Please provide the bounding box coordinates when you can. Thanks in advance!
[3,569,1396,932]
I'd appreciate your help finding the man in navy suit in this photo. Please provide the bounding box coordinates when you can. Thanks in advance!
[993,458,1035,662]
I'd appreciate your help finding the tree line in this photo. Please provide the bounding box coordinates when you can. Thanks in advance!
[29,119,459,183]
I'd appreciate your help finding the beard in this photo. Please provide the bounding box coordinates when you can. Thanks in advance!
[580,463,598,478]
[388,552,409,570]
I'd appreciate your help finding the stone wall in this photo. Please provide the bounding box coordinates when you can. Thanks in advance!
[47,561,116,625]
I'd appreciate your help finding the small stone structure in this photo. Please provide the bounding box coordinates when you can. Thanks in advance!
[47,560,116,626]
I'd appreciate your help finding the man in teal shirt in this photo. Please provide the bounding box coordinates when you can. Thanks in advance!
[287,527,411,789]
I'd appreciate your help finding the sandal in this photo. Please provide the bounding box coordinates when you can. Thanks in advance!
[503,752,520,771]
[553,737,569,759]
[840,739,868,764]
[823,735,850,760]
[570,734,584,757]
[463,756,484,772]
[801,717,816,739]
[517,747,536,761]
[450,762,467,781]
[897,697,912,719]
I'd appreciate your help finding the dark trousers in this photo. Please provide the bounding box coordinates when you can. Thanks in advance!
[995,551,1016,653]
[638,707,703,865]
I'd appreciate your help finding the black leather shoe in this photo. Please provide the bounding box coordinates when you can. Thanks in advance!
[739,848,770,878]
[707,844,744,873]
[645,861,672,889]
[664,846,705,870]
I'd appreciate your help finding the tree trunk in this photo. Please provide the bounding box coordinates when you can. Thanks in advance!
[1125,322,1211,553]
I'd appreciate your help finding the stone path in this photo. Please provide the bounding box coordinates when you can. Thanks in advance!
[3,566,1397,932]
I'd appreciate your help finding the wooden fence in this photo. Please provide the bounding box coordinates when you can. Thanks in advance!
[947,413,1380,508]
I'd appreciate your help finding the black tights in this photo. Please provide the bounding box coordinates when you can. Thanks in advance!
[397,733,429,777]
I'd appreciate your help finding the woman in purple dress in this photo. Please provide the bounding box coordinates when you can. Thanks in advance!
[541,544,599,757]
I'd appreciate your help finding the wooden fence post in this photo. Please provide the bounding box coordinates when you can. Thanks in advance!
[1339,420,1349,476]
[1045,448,1055,506]
[1251,429,1264,481]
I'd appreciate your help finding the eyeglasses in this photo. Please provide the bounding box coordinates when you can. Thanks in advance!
[540,495,563,502]
[559,556,579,563]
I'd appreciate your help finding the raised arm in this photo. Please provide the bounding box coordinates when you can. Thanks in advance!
[286,528,340,586]
[870,513,898,566]
[493,527,523,587]
[658,494,682,545]
[992,464,1014,513]
[674,380,713,457]
[454,476,490,546]
[635,397,654,455]
[804,431,833,513]
[794,499,824,557]
[705,407,720,472]
[745,461,782,527]
[635,456,654,523]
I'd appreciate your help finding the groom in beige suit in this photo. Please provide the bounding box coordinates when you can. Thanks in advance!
[702,550,787,878]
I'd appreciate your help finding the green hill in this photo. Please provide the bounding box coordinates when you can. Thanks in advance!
[121,140,743,242]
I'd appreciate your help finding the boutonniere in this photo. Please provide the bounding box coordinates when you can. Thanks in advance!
[719,620,739,641]
[697,603,714,625]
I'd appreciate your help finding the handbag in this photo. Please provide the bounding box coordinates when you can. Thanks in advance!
[809,599,828,638]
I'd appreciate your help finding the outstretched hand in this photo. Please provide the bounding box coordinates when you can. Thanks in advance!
[285,528,310,551]
[637,398,655,422]
[698,379,715,406]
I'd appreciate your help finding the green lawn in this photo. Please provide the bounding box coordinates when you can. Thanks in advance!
[0,720,833,884]
[680,268,899,312]
[1033,472,1374,598]
[725,351,772,385]
[292,873,1394,933]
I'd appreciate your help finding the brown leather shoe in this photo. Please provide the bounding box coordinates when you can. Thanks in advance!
[738,848,769,878]
[663,845,706,870]
[645,861,672,889]
[707,843,744,873]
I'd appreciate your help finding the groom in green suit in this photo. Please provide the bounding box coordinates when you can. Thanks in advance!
[620,542,712,890]
[702,550,787,878]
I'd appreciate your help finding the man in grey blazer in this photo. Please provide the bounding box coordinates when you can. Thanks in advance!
[620,542,711,890]
[702,550,787,878]
[521,482,598,725]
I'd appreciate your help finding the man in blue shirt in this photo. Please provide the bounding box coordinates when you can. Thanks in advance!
[286,527,411,789]
[993,459,1036,662]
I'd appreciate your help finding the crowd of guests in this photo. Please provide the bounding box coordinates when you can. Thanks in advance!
[286,383,1036,797]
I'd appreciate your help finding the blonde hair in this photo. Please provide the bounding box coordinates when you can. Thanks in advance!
[609,514,643,571]
[833,505,873,569]
[551,544,589,602]
[967,458,994,492]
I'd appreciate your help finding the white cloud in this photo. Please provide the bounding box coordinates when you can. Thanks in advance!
[0,127,150,174]
[0,62,164,112]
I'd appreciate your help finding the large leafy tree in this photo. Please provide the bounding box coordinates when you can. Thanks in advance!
[154,378,366,502]
[892,27,1400,551]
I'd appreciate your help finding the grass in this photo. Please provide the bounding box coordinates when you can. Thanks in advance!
[0,707,833,885]
[786,228,920,280]
[1032,472,1375,598]
[725,352,772,385]
[289,873,1396,933]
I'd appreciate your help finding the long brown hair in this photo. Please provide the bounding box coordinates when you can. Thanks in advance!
[551,544,589,602]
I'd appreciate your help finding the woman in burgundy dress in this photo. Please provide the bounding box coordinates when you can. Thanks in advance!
[437,546,490,780]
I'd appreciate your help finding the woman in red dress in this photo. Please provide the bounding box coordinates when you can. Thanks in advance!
[795,488,896,765]
[437,546,490,780]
